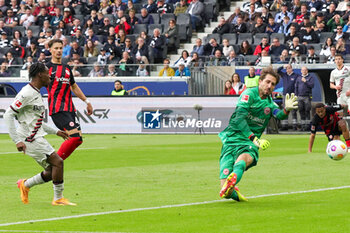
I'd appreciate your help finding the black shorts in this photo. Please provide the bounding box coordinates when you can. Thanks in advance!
[51,111,80,131]
[326,122,342,141]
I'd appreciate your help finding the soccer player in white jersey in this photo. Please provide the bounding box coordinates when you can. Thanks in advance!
[330,54,350,109]
[3,63,76,206]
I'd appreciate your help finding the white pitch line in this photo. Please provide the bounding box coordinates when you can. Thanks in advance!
[0,147,107,155]
[1,185,350,227]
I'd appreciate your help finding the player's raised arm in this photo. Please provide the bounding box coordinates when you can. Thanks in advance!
[70,83,93,115]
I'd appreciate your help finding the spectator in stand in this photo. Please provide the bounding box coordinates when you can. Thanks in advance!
[111,80,128,96]
[136,61,149,76]
[207,50,226,66]
[186,0,204,32]
[13,30,23,45]
[56,20,68,35]
[149,28,166,63]
[274,3,294,24]
[114,10,125,25]
[191,38,204,56]
[125,0,135,15]
[84,39,99,58]
[175,63,191,76]
[278,16,291,35]
[231,73,246,95]
[332,25,349,42]
[269,37,287,58]
[69,41,84,58]
[0,62,11,77]
[203,38,222,56]
[157,0,173,16]
[50,7,63,27]
[285,24,300,45]
[115,16,131,35]
[244,67,260,88]
[139,8,154,25]
[289,37,306,55]
[324,2,337,22]
[306,46,320,64]
[19,7,35,29]
[107,64,118,77]
[270,0,285,12]
[37,52,47,63]
[83,19,97,37]
[118,51,134,76]
[277,64,298,130]
[0,32,9,48]
[266,16,279,34]
[88,10,101,27]
[97,48,108,65]
[247,4,260,25]
[327,14,345,33]
[127,9,139,27]
[250,16,266,35]
[260,6,272,24]
[22,56,33,70]
[36,7,51,27]
[294,3,309,25]
[226,50,243,66]
[253,37,269,56]
[99,0,110,15]
[62,37,71,58]
[289,50,301,64]
[320,37,333,56]
[224,80,234,95]
[115,29,127,47]
[139,31,151,45]
[5,52,18,66]
[71,29,85,47]
[88,62,105,77]
[62,8,73,26]
[212,17,231,35]
[173,50,191,68]
[25,42,39,59]
[174,0,188,17]
[22,29,38,49]
[159,58,175,76]
[122,38,133,54]
[69,19,82,36]
[226,7,248,25]
[222,39,234,57]
[86,28,99,46]
[300,23,319,44]
[326,46,337,64]
[4,9,19,28]
[309,7,317,24]
[9,0,19,16]
[143,0,157,13]
[238,40,253,56]
[63,0,75,15]
[277,49,290,64]
[107,0,127,15]
[47,0,57,16]
[52,28,66,41]
[71,59,83,77]
[295,66,314,131]
[188,52,204,70]
[131,37,149,64]
[254,49,270,66]
[163,19,178,52]
[10,39,26,59]
[0,19,11,36]
[314,12,326,33]
[231,16,247,34]
[335,38,350,55]
[104,36,122,62]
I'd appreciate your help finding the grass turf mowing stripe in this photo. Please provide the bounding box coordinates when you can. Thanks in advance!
[0,147,107,155]
[0,231,131,233]
[1,185,350,227]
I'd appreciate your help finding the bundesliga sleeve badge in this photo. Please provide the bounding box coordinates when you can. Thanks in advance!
[241,95,249,103]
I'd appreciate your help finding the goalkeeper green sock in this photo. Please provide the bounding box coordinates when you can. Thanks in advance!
[232,160,246,185]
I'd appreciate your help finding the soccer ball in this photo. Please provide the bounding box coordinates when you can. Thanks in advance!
[326,140,347,160]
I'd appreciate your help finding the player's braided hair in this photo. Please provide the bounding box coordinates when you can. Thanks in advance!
[260,66,280,84]
[29,62,46,80]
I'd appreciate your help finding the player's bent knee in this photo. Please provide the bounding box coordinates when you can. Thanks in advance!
[49,152,64,169]
[339,120,348,130]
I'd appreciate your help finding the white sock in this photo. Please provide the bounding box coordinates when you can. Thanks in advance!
[24,173,45,188]
[53,183,64,201]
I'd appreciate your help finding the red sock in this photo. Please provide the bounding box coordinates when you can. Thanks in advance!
[57,137,82,160]
[346,139,350,148]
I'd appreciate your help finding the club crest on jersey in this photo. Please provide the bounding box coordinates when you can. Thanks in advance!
[311,125,315,131]
[241,95,249,103]
[65,68,70,76]
[264,107,271,115]
[69,121,75,127]
[223,168,230,175]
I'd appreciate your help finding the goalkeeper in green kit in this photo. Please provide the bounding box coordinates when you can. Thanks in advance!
[219,67,299,201]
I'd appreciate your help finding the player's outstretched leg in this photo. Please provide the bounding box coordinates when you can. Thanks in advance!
[47,152,76,206]
[17,179,30,204]
[220,160,246,198]
[17,172,47,204]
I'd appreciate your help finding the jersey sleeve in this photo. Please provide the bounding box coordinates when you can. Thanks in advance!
[329,105,343,113]
[271,101,288,120]
[9,92,30,113]
[330,70,335,83]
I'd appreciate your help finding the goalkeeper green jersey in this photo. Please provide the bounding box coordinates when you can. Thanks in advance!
[219,87,288,145]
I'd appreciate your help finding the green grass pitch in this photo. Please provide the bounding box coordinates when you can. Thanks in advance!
[0,134,350,233]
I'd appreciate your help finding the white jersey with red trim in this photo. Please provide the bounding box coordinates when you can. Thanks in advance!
[330,65,350,97]
[8,84,47,141]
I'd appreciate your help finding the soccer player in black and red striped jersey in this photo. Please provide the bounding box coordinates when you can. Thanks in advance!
[308,103,350,152]
[47,39,93,160]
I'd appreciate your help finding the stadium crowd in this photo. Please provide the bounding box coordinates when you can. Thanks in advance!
[0,0,219,77]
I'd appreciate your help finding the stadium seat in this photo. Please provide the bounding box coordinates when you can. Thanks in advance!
[254,33,269,44]
[150,13,160,24]
[133,24,148,34]
[126,34,136,42]
[87,56,98,64]
[160,13,175,25]
[222,33,237,45]
[105,14,115,24]
[319,32,333,44]
[75,4,83,15]
[176,14,191,42]
[203,3,214,24]
[204,33,221,44]
[13,26,25,37]
[73,14,85,25]
[176,13,191,25]
[270,33,285,44]
[237,33,253,45]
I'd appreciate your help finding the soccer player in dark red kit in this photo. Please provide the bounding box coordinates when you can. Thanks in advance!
[46,39,93,160]
[308,103,350,152]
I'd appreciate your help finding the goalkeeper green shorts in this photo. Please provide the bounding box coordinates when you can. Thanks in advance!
[219,143,259,179]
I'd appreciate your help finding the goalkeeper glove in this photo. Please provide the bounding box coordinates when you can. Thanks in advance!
[284,93,298,111]
[249,134,270,150]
